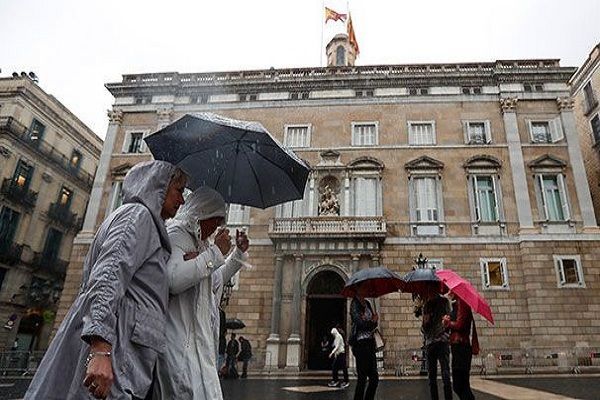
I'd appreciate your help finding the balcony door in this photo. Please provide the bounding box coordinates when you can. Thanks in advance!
[42,228,63,263]
[0,207,20,250]
[13,160,33,191]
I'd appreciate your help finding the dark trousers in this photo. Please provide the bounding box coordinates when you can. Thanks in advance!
[451,343,475,400]
[353,339,379,400]
[226,355,238,378]
[332,352,349,382]
[241,359,249,377]
[426,341,453,400]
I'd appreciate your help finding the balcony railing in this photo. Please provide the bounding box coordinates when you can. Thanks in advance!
[0,117,94,189]
[47,203,81,231]
[269,216,387,238]
[0,242,23,265]
[31,252,68,278]
[0,179,38,211]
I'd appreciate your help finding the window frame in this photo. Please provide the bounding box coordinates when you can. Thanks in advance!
[408,121,436,146]
[535,173,570,222]
[527,118,564,144]
[28,118,46,141]
[553,255,585,288]
[58,186,73,209]
[463,120,492,144]
[122,130,150,154]
[69,149,83,171]
[480,257,509,290]
[226,203,250,227]
[351,121,379,146]
[590,114,600,144]
[109,181,124,213]
[469,175,501,223]
[352,175,381,217]
[13,160,34,190]
[283,124,312,148]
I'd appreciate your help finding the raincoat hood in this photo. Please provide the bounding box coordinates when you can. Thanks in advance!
[122,160,178,251]
[331,328,340,336]
[167,186,226,238]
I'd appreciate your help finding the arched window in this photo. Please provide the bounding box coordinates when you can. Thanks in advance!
[336,46,346,66]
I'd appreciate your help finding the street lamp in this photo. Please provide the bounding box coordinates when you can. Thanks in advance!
[413,253,428,376]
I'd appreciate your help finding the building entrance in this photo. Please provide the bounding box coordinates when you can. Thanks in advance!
[305,270,346,370]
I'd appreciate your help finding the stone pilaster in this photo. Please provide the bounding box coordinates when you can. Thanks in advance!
[500,98,536,233]
[156,107,173,129]
[266,256,284,368]
[351,254,360,273]
[285,254,303,370]
[557,97,600,232]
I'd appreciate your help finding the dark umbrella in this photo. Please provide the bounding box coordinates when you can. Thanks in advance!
[400,268,443,295]
[341,266,404,298]
[145,113,311,209]
[225,318,246,330]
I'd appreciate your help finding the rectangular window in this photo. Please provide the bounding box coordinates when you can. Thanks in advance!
[127,132,145,153]
[353,177,379,216]
[464,121,491,144]
[472,176,499,222]
[28,118,46,141]
[408,122,436,145]
[537,174,569,221]
[0,207,20,249]
[528,119,564,143]
[58,187,73,208]
[226,204,250,226]
[284,125,311,148]
[42,228,63,262]
[480,258,509,289]
[109,181,124,212]
[13,160,33,190]
[553,255,585,288]
[352,122,378,146]
[591,114,600,144]
[414,177,439,222]
[584,82,598,112]
[69,150,82,170]
[426,259,444,270]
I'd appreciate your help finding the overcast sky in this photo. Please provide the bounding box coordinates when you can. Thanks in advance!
[1,0,598,139]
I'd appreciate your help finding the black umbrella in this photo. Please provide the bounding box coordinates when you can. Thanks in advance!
[341,266,404,298]
[145,113,311,209]
[225,318,246,330]
[400,268,443,295]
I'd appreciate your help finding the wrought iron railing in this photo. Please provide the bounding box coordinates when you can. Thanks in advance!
[0,178,38,210]
[0,242,23,265]
[47,203,81,231]
[31,252,68,278]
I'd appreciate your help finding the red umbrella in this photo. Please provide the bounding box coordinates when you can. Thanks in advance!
[436,269,494,325]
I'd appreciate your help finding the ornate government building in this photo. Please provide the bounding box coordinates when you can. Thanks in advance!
[57,36,600,371]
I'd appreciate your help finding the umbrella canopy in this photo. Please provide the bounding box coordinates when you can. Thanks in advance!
[341,267,404,298]
[145,113,311,209]
[225,318,246,330]
[436,269,494,325]
[400,267,443,295]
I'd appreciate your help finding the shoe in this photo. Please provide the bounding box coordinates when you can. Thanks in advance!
[340,382,350,389]
[327,381,339,387]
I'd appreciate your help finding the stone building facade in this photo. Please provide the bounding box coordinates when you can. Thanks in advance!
[0,74,102,351]
[56,36,600,370]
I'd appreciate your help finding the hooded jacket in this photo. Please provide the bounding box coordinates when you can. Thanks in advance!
[154,186,248,400]
[25,160,178,400]
[330,328,345,357]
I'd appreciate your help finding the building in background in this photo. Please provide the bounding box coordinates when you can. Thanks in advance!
[56,35,600,371]
[0,73,102,351]
[571,43,600,221]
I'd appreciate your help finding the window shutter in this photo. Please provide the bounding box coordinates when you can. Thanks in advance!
[491,176,500,222]
[140,132,150,152]
[557,259,566,285]
[462,121,470,144]
[482,261,490,288]
[471,176,481,221]
[501,259,508,287]
[550,117,565,143]
[557,174,571,220]
[484,120,492,143]
[408,178,417,222]
[435,177,444,223]
[536,174,549,220]
[122,133,132,153]
[466,175,477,223]
[526,119,533,142]
[494,175,505,222]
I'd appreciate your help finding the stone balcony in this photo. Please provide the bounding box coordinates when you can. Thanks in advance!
[268,216,387,239]
[0,178,38,211]
[47,203,82,232]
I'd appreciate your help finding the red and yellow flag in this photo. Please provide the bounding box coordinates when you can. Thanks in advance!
[347,13,359,55]
[325,7,347,23]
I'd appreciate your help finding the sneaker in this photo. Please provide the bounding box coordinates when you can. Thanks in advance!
[327,381,339,387]
[340,381,350,389]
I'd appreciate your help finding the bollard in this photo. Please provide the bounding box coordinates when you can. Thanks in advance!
[484,353,497,375]
[557,352,569,373]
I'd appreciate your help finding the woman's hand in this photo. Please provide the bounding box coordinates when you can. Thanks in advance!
[442,315,451,328]
[83,338,113,399]
[236,229,249,252]
[215,228,232,255]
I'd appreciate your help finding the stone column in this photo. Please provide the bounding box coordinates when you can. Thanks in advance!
[80,110,123,237]
[557,97,599,232]
[156,107,173,130]
[351,254,360,273]
[266,256,284,368]
[500,98,535,233]
[370,253,380,267]
[285,254,303,370]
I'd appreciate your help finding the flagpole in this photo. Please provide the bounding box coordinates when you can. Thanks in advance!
[320,0,325,66]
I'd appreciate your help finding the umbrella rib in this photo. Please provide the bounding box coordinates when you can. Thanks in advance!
[242,149,267,207]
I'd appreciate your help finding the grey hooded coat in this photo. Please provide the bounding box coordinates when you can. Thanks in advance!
[25,160,178,400]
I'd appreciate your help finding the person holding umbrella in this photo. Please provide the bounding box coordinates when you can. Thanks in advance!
[153,187,249,400]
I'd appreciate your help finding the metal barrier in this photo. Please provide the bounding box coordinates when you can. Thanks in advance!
[0,351,45,376]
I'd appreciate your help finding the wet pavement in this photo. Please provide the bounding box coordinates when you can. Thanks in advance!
[496,376,600,400]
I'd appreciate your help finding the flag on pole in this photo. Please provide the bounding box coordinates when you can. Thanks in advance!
[347,13,360,55]
[325,7,347,23]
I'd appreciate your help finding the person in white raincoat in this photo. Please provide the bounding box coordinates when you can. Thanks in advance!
[154,187,249,400]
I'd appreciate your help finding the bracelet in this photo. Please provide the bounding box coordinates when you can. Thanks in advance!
[85,351,111,367]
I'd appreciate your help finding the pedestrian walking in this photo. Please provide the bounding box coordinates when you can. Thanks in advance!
[349,284,379,400]
[443,291,479,400]
[328,327,349,388]
[153,186,249,399]
[422,285,452,400]
[218,308,227,377]
[24,160,186,400]
[226,333,240,379]
[238,336,252,378]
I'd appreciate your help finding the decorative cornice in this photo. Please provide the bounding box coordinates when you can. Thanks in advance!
[500,97,518,113]
[556,96,574,111]
[463,155,502,171]
[107,109,123,124]
[405,155,444,171]
[527,154,568,170]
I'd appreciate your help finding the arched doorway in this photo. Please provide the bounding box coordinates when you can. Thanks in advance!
[305,270,346,370]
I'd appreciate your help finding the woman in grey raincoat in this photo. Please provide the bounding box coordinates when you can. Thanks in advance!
[154,187,249,400]
[25,160,186,400]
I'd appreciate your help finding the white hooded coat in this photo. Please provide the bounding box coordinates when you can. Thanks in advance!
[330,328,345,357]
[154,187,247,400]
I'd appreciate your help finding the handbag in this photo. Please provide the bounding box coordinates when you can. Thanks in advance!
[373,328,385,351]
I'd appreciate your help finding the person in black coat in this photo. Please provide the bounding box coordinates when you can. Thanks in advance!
[238,336,252,378]
[225,333,240,379]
